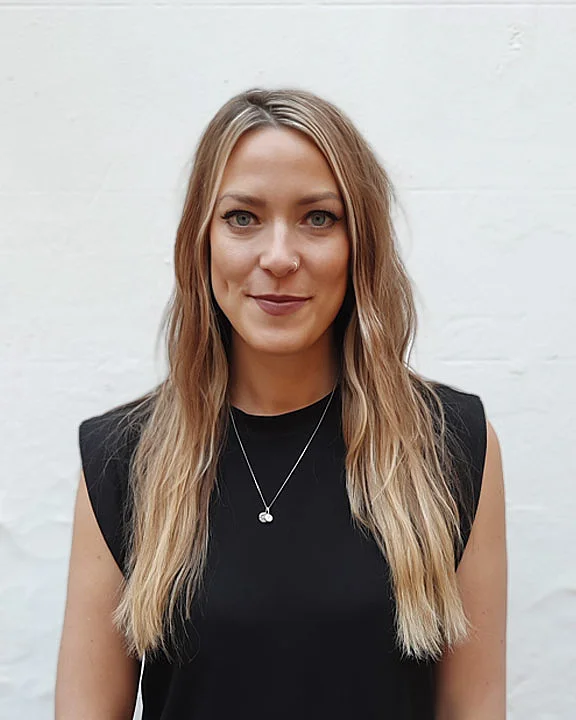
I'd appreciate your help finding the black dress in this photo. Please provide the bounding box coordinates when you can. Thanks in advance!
[78,380,486,719]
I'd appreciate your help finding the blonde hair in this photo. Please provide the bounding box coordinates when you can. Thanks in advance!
[111,87,469,663]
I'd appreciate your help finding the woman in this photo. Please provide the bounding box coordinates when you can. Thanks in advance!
[56,87,507,719]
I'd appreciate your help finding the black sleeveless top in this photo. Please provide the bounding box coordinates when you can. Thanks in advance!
[78,381,487,719]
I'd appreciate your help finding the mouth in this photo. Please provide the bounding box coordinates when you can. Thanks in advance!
[249,295,310,316]
[250,295,310,302]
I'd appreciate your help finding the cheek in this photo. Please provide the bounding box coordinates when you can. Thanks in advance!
[210,236,251,292]
[318,240,350,284]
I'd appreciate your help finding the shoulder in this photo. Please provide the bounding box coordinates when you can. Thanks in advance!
[426,380,487,475]
[421,379,489,563]
[79,395,154,479]
[428,380,486,435]
[78,395,155,575]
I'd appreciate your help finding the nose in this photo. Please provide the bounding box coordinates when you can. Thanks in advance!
[258,220,299,277]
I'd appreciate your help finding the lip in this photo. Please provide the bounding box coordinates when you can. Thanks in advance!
[251,296,310,316]
[252,294,309,302]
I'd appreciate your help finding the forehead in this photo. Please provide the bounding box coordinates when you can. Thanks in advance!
[219,126,339,192]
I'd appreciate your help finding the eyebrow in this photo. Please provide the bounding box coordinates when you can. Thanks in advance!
[216,191,342,207]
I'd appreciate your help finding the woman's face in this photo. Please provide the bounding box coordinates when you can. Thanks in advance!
[209,126,350,358]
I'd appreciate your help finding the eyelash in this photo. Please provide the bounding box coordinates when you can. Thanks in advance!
[220,209,342,232]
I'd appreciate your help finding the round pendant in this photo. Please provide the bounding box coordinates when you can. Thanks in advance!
[259,511,273,523]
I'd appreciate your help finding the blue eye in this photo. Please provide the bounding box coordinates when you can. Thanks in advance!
[307,210,340,228]
[221,210,254,228]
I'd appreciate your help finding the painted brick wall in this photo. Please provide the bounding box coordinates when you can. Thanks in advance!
[1,2,573,718]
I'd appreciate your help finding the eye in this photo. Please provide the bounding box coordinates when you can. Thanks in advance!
[306,210,340,229]
[221,210,255,229]
[220,208,342,232]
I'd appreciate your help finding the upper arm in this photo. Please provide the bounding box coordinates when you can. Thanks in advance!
[55,471,141,720]
[435,419,508,719]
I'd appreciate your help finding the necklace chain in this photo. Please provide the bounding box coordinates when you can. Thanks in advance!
[229,382,338,524]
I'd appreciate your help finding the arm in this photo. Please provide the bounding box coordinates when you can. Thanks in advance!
[55,471,141,720]
[435,419,508,719]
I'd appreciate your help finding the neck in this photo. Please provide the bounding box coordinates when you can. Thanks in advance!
[228,335,340,416]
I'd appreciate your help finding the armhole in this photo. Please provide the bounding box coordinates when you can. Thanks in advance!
[429,383,488,568]
[78,414,132,577]
[452,392,488,567]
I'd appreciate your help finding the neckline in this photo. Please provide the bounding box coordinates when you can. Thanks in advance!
[230,384,341,433]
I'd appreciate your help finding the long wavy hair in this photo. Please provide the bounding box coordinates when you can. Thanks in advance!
[110,87,469,663]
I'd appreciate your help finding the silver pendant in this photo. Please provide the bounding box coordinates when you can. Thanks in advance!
[259,511,273,523]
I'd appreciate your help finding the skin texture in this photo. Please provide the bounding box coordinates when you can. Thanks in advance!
[435,419,508,719]
[209,126,350,416]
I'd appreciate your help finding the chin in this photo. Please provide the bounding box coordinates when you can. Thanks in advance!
[234,326,316,356]
[248,336,311,356]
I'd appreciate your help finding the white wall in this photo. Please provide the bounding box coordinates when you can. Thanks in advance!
[1,1,573,718]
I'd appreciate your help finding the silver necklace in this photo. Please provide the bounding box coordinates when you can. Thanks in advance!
[229,383,338,524]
